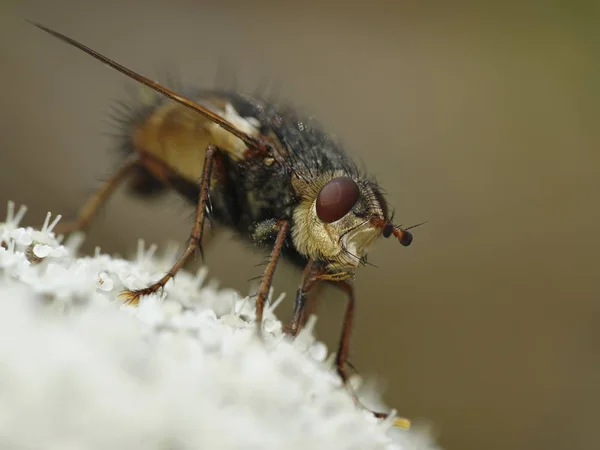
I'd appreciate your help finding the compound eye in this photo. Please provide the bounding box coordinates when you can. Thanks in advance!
[316,177,360,223]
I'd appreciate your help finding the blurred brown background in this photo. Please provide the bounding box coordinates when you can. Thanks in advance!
[1,1,599,449]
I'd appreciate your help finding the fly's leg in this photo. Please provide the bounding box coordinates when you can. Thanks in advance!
[299,284,323,329]
[284,269,411,429]
[54,156,139,235]
[254,219,290,333]
[283,259,319,336]
[333,280,411,429]
[119,145,218,305]
[284,269,352,336]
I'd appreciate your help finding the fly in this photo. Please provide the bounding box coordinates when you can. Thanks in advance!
[30,22,420,429]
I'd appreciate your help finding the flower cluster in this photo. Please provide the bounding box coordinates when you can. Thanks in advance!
[0,201,440,450]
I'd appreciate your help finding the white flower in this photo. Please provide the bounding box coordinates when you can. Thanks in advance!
[0,202,442,450]
[0,201,28,242]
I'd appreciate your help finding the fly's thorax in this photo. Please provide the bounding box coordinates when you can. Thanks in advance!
[291,170,387,271]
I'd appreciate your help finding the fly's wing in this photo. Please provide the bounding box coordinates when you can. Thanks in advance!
[30,22,274,171]
[125,91,264,184]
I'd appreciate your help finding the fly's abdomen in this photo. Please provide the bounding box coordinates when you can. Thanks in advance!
[131,100,215,185]
[128,94,262,188]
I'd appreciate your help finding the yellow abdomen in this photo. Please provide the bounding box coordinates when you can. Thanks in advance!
[131,97,260,184]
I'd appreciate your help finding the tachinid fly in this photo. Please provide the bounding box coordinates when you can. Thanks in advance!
[30,22,420,429]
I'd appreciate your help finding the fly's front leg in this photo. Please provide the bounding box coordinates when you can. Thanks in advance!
[288,271,411,429]
[333,280,411,429]
[283,266,350,337]
[119,145,218,305]
[54,156,139,235]
[332,280,356,386]
[282,259,319,337]
[284,269,352,337]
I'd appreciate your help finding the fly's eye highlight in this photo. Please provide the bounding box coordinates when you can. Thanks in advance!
[316,177,360,223]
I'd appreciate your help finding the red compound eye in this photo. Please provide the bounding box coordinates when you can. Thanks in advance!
[316,177,360,223]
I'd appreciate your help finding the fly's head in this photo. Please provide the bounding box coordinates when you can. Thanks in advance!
[291,171,412,273]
